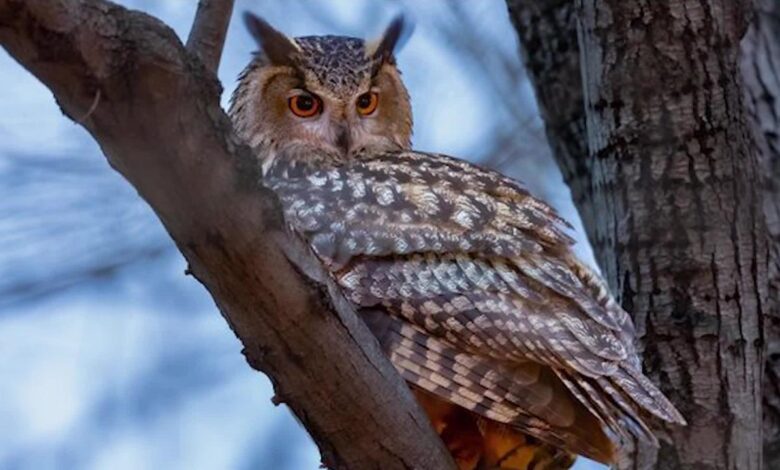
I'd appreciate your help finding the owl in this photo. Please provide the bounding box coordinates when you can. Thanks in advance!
[229,13,685,470]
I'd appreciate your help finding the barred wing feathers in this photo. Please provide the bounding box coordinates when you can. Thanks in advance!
[265,150,685,461]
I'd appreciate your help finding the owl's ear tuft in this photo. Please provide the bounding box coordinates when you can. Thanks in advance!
[367,14,414,65]
[243,13,300,67]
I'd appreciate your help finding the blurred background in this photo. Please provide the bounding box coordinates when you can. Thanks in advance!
[0,1,600,469]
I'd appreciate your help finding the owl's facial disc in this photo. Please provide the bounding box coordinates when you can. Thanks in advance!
[232,14,414,157]
[285,86,386,156]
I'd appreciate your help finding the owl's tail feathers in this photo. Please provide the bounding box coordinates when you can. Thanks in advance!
[555,362,687,465]
[612,364,687,426]
[363,309,618,464]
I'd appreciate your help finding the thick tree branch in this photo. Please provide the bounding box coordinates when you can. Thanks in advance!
[186,0,234,73]
[0,1,455,468]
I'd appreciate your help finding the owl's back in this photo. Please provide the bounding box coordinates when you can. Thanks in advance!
[262,147,685,465]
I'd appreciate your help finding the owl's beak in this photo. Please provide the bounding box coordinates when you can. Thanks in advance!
[335,123,351,156]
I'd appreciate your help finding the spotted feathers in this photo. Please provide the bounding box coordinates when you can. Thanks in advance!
[261,146,685,463]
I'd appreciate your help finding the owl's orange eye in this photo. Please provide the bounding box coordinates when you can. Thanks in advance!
[356,92,379,116]
[289,93,321,118]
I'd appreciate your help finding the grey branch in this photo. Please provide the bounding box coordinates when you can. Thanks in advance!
[0,0,454,468]
[186,0,235,73]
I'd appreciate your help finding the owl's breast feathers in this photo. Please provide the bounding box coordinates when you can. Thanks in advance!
[263,149,685,465]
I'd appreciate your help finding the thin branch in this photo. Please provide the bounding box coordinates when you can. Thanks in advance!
[0,0,454,468]
[186,0,235,73]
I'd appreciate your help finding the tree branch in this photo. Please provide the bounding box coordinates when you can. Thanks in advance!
[0,1,454,468]
[186,0,234,73]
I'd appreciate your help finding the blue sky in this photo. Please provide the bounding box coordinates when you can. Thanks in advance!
[0,2,601,469]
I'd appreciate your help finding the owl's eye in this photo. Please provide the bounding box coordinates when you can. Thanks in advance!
[356,92,379,116]
[289,93,321,118]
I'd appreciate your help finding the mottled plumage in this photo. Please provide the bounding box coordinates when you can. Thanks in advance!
[230,13,685,469]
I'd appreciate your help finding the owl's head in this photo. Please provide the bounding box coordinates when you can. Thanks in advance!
[230,13,413,162]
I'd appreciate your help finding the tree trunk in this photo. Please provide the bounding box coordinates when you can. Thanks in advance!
[508,0,770,468]
[741,1,780,466]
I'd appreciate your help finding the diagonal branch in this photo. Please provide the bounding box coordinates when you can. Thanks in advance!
[186,0,235,73]
[0,1,454,468]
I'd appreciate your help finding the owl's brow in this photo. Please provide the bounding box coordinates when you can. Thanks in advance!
[258,66,304,98]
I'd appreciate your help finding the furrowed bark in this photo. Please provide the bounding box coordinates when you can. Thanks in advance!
[578,2,768,467]
[741,1,780,466]
[508,0,769,468]
[0,1,455,468]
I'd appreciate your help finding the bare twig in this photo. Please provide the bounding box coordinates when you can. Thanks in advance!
[0,0,454,468]
[186,0,235,73]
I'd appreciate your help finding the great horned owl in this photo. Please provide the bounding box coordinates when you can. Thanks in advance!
[229,13,685,470]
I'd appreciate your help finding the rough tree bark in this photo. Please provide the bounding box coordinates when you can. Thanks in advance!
[742,0,780,466]
[578,4,768,469]
[508,0,770,468]
[0,1,455,468]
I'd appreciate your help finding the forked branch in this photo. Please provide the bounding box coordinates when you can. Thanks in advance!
[0,0,453,468]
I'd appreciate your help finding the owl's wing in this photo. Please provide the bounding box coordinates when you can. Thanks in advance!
[266,150,684,459]
[276,151,575,268]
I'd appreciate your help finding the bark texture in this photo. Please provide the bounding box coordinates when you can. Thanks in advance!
[578,3,768,468]
[0,1,455,468]
[741,1,780,465]
[508,0,770,468]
